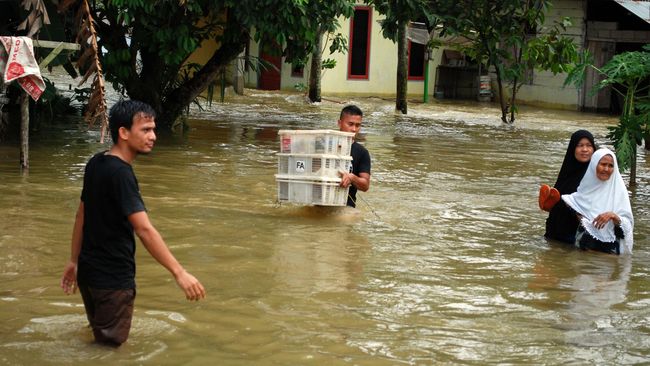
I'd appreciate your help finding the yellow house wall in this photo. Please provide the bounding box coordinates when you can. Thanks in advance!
[243,0,586,109]
[244,9,440,98]
[319,8,437,98]
[186,38,219,66]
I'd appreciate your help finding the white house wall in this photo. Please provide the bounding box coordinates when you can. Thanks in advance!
[515,0,586,109]
[243,32,260,89]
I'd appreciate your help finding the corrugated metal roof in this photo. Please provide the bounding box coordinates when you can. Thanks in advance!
[614,0,650,24]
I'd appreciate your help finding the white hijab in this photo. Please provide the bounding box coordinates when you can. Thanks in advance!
[562,148,634,254]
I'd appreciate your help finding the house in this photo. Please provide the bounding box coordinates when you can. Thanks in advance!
[243,5,441,100]
[516,0,650,112]
[242,1,650,113]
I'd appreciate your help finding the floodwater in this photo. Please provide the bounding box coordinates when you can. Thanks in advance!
[0,92,649,365]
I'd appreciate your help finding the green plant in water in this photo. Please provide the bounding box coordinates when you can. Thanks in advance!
[598,45,650,186]
[566,45,650,186]
[294,83,307,92]
[34,78,79,124]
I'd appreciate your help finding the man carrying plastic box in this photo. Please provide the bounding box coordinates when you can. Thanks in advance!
[337,105,371,207]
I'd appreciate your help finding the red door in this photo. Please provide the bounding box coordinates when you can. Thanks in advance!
[259,43,282,90]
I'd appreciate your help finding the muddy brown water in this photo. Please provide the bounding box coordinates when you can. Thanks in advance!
[1,93,649,364]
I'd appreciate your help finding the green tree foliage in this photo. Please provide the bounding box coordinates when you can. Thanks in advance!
[366,0,435,114]
[66,0,353,130]
[593,46,650,186]
[435,0,580,123]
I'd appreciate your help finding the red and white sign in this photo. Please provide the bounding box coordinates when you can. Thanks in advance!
[0,37,45,101]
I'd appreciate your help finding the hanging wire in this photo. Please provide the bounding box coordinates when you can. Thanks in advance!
[348,194,381,220]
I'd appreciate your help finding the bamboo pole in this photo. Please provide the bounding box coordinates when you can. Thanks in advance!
[20,91,29,172]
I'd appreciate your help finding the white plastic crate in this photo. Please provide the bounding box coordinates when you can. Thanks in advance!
[278,129,354,156]
[275,175,349,206]
[277,153,352,178]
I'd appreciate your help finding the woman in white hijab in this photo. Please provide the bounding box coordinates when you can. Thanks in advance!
[561,148,634,255]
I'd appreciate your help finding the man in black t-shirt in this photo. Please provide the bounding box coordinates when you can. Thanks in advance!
[337,105,371,207]
[60,100,205,346]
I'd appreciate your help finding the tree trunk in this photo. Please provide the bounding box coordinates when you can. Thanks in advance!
[494,63,508,123]
[508,76,518,124]
[111,10,249,131]
[0,83,8,140]
[157,32,249,129]
[396,20,408,114]
[308,26,324,103]
[507,43,526,124]
[630,147,637,187]
[127,48,165,115]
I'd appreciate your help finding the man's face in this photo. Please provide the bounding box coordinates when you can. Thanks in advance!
[338,113,362,138]
[124,113,157,154]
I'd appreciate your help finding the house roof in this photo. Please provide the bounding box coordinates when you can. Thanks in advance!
[614,0,650,24]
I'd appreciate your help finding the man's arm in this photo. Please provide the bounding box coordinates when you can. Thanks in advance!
[61,201,84,294]
[340,171,371,192]
[128,211,206,301]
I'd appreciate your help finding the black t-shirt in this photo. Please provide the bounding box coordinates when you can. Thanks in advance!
[348,141,371,207]
[77,152,146,289]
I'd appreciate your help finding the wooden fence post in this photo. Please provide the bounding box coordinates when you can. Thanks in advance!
[20,91,29,172]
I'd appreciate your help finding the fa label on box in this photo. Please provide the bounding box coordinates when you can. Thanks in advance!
[295,160,306,172]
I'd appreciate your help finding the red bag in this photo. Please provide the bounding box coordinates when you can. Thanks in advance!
[539,184,560,212]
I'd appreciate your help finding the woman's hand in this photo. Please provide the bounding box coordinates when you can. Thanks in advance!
[593,212,620,229]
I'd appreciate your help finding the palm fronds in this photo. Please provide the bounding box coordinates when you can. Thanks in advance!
[59,0,109,143]
[17,0,50,37]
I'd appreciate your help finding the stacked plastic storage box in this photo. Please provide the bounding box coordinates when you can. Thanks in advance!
[275,129,355,206]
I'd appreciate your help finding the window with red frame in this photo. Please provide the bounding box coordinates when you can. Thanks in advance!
[408,41,425,80]
[348,7,371,79]
[291,64,304,78]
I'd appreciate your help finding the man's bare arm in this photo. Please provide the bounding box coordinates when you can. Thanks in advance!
[129,211,206,301]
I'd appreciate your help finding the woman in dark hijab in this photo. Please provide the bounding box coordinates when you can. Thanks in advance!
[544,130,596,243]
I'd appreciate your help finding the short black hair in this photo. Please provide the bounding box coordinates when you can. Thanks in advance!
[340,104,363,119]
[108,100,156,144]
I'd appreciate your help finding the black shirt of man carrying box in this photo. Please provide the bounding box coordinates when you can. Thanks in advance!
[337,105,371,208]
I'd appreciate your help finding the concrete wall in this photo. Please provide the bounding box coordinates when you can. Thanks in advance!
[515,0,586,110]
[243,33,260,89]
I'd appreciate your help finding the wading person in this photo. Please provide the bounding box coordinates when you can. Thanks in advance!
[544,130,596,243]
[60,100,206,346]
[337,105,371,208]
[562,148,634,255]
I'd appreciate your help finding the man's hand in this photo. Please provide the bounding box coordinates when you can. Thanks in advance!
[174,270,206,301]
[338,170,370,191]
[339,171,352,188]
[60,261,77,295]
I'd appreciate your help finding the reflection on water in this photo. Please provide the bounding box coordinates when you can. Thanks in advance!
[1,92,649,364]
